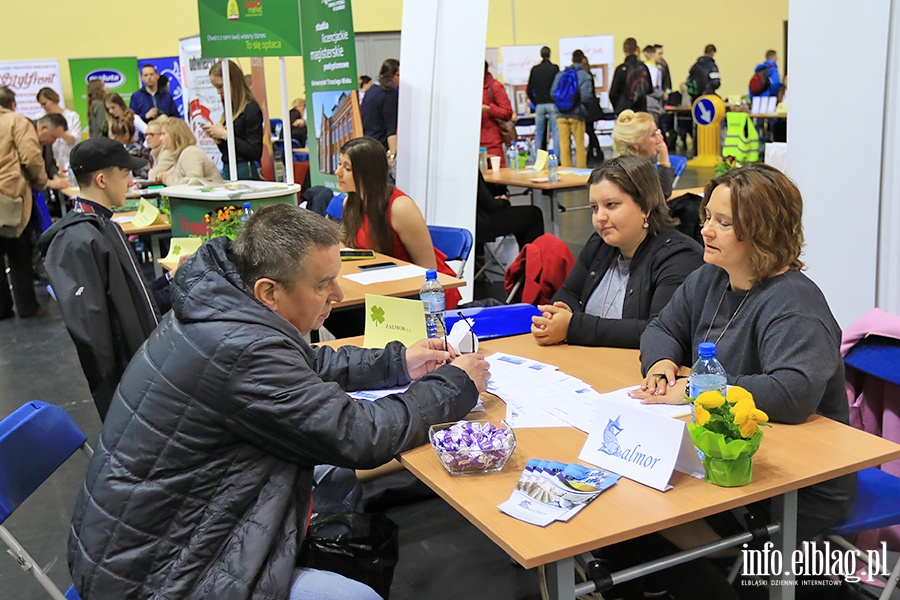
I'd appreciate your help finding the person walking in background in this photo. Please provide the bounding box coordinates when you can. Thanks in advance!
[129,64,179,123]
[642,45,666,124]
[480,61,514,167]
[526,46,559,153]
[653,44,675,150]
[86,79,108,139]
[579,54,604,165]
[686,44,721,102]
[749,50,782,100]
[550,50,594,168]
[654,44,673,95]
[360,59,400,159]
[36,87,81,171]
[204,59,264,180]
[609,37,652,116]
[358,74,373,103]
[0,86,48,319]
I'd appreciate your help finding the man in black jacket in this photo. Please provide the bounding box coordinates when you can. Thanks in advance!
[609,37,653,115]
[39,138,172,420]
[67,204,490,600]
[526,45,560,152]
[686,44,721,102]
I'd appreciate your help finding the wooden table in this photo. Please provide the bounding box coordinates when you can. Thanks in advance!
[327,335,900,600]
[335,253,464,309]
[109,210,171,278]
[484,168,590,233]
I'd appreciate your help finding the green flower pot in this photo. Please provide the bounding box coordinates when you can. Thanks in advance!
[703,455,753,487]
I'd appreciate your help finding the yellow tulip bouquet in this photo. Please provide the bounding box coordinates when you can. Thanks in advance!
[687,386,770,487]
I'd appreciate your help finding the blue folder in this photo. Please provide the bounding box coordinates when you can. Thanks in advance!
[444,303,540,340]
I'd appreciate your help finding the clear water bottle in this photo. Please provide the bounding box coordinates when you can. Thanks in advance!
[689,342,727,398]
[63,167,77,188]
[241,201,254,227]
[548,151,559,184]
[478,147,488,173]
[506,144,518,171]
[420,270,446,339]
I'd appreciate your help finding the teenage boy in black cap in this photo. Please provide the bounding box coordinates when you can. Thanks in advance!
[39,138,173,420]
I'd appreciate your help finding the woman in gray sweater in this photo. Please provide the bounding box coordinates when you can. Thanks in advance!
[633,163,855,540]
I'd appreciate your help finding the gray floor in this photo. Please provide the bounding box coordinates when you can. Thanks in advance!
[1,162,891,600]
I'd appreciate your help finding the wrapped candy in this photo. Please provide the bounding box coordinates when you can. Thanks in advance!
[429,421,516,475]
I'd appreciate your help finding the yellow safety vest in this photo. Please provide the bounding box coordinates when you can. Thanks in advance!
[722,112,760,162]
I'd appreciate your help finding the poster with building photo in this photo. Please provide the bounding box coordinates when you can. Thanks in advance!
[559,36,614,108]
[0,59,63,119]
[300,0,360,188]
[179,36,223,169]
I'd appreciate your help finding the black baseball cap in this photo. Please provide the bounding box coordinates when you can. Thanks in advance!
[69,138,148,176]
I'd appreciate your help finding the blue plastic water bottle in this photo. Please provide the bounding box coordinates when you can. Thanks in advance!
[689,342,727,398]
[241,201,254,227]
[419,270,446,339]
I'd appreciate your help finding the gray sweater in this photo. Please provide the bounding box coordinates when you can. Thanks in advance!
[641,264,856,538]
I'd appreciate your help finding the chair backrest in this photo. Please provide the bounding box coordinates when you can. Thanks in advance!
[270,118,283,139]
[428,226,473,277]
[326,194,346,221]
[669,154,688,178]
[0,401,87,524]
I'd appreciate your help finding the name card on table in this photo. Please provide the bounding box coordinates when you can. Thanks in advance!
[363,294,426,348]
[579,399,703,491]
[131,199,166,228]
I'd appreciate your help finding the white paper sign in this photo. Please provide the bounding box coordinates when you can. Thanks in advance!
[579,399,703,491]
[559,35,615,91]
[0,59,64,119]
[500,45,544,85]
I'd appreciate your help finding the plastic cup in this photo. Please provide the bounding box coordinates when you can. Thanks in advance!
[490,156,501,174]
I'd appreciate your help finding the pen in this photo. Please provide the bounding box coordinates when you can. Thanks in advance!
[651,374,688,380]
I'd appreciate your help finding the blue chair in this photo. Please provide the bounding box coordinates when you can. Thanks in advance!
[269,117,283,140]
[326,193,346,221]
[444,303,540,340]
[0,401,92,600]
[427,225,473,278]
[668,155,688,188]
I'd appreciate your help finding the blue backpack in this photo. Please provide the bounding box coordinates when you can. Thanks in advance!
[554,67,579,111]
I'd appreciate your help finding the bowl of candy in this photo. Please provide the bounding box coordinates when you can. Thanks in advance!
[428,420,516,475]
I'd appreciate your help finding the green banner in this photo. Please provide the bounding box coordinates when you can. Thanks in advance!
[69,57,139,139]
[197,0,302,58]
[300,0,361,189]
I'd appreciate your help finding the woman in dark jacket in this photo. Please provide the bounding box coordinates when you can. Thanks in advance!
[531,155,703,348]
[204,59,264,180]
[360,58,400,157]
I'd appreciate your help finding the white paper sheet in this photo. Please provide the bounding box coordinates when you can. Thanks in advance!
[343,264,429,285]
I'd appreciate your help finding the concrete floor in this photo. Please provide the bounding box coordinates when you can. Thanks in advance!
[1,161,892,600]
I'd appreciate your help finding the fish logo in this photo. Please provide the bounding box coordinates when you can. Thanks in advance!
[599,415,623,457]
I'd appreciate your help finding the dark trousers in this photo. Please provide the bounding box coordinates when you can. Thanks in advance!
[0,234,38,317]
[477,205,544,253]
[222,161,262,181]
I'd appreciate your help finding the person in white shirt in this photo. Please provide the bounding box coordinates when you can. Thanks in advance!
[36,87,82,170]
[642,46,665,124]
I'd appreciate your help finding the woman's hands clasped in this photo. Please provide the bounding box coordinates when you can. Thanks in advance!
[531,301,573,346]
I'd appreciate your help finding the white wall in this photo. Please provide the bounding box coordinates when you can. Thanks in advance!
[788,0,893,328]
[879,2,900,315]
[396,0,489,301]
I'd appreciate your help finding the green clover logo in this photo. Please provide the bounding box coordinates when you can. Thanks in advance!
[370,305,385,325]
[172,244,182,254]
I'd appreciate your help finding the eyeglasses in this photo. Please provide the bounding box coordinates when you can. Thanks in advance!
[145,132,161,138]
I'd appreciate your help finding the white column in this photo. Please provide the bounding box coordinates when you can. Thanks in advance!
[396,0,489,300]
[879,1,900,314]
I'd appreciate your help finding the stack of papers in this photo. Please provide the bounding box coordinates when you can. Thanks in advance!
[486,352,690,431]
[498,459,620,526]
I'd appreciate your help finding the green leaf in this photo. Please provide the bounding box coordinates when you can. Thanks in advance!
[370,305,385,325]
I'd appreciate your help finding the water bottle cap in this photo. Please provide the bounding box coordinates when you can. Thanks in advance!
[425,269,437,280]
[698,342,717,357]
[243,201,251,209]
[479,147,487,152]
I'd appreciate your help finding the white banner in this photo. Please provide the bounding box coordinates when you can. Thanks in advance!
[0,59,64,119]
[499,45,544,85]
[178,36,223,169]
[559,35,615,107]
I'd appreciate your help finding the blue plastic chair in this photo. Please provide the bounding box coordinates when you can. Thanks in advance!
[0,401,92,600]
[443,303,540,340]
[668,155,688,188]
[325,193,346,221]
[428,225,473,278]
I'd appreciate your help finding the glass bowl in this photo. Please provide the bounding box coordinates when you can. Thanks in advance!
[428,420,516,475]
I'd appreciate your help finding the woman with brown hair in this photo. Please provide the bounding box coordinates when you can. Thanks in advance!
[204,59,263,180]
[336,136,461,308]
[531,155,702,348]
[360,58,399,156]
[87,79,108,139]
[634,162,855,542]
[104,93,147,139]
[157,118,222,185]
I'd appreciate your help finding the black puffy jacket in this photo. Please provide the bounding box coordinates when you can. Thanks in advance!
[68,237,478,599]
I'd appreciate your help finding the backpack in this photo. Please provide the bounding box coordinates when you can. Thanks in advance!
[554,67,579,111]
[748,65,770,95]
[624,62,651,104]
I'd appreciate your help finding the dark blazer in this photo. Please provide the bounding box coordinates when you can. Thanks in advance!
[552,228,703,348]
[527,59,560,105]
[216,99,264,163]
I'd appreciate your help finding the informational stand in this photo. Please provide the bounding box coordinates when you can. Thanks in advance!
[688,94,726,168]
[69,57,139,133]
[0,59,63,119]
[196,0,305,184]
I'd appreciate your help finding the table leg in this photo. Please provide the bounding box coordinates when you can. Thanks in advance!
[532,188,559,237]
[150,232,169,278]
[544,557,576,600]
[770,490,798,600]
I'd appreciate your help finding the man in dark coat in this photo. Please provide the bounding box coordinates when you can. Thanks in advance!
[39,138,171,420]
[67,204,490,600]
